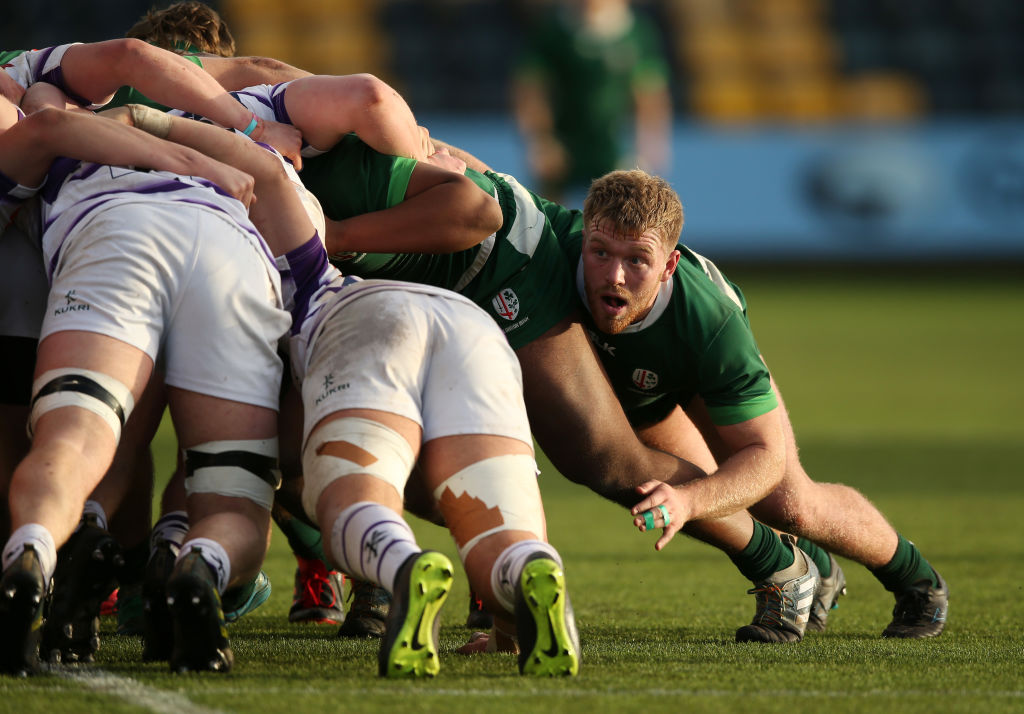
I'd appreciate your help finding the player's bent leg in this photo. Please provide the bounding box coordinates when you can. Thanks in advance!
[303,409,449,677]
[44,372,166,657]
[515,316,704,508]
[2,332,149,674]
[422,435,580,676]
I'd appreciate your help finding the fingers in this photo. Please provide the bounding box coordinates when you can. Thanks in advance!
[630,483,684,550]
[630,480,668,515]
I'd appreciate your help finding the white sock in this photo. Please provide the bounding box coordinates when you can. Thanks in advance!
[489,539,562,614]
[329,501,419,593]
[3,524,58,585]
[81,500,109,531]
[177,537,231,594]
[150,510,189,556]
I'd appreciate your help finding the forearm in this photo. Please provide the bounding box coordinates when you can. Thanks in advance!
[325,180,500,256]
[283,74,427,159]
[62,40,254,132]
[674,444,784,523]
[201,55,311,90]
[0,107,218,188]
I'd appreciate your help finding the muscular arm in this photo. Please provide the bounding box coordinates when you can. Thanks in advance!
[0,106,253,203]
[283,74,431,160]
[111,105,314,256]
[631,407,786,549]
[59,40,302,165]
[200,55,311,89]
[325,162,502,255]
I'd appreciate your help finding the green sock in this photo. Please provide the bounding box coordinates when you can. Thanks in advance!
[871,534,938,593]
[272,504,328,564]
[730,521,795,582]
[795,537,832,578]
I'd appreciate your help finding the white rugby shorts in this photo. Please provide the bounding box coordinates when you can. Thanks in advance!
[41,202,289,410]
[301,285,532,447]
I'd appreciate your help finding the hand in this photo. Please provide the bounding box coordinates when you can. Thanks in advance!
[425,146,467,174]
[418,125,435,159]
[196,158,256,210]
[630,480,687,551]
[252,117,303,171]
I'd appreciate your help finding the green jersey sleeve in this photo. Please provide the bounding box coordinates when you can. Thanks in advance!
[697,311,778,425]
[299,134,417,220]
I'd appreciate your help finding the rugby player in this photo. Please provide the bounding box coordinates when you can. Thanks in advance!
[289,268,580,677]
[235,132,820,644]
[0,97,310,674]
[563,169,948,639]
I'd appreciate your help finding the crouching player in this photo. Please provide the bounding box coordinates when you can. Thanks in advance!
[290,273,581,678]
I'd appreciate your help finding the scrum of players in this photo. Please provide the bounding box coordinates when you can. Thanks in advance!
[0,1,946,679]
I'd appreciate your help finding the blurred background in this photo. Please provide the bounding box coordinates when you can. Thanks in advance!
[4,0,1024,262]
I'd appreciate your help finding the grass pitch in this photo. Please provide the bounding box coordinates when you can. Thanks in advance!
[2,266,1022,713]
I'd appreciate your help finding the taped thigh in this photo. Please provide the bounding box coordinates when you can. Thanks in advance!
[301,417,416,525]
[432,454,545,561]
[29,368,135,440]
[184,438,280,510]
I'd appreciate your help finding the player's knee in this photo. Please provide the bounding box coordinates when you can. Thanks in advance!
[29,368,136,441]
[434,454,544,562]
[184,438,280,510]
[300,417,415,525]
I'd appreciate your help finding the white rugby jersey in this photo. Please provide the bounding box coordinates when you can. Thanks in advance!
[2,44,96,105]
[38,158,271,281]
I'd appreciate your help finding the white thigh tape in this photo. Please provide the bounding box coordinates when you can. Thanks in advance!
[432,454,545,560]
[301,417,416,525]
[184,438,280,510]
[29,368,136,441]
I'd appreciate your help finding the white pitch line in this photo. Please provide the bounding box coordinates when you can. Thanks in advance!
[58,670,226,714]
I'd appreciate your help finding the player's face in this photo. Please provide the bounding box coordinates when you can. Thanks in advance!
[581,219,680,334]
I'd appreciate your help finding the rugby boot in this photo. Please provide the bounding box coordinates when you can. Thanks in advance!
[288,556,344,624]
[166,549,233,673]
[0,545,48,676]
[736,535,820,643]
[141,539,178,662]
[337,577,390,638]
[882,570,948,639]
[464,589,494,630]
[41,515,124,663]
[223,570,272,623]
[514,553,580,676]
[806,554,847,633]
[377,551,453,678]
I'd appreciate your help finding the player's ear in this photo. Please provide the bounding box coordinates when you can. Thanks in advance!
[662,249,681,281]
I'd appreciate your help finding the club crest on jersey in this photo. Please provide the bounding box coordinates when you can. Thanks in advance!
[492,288,520,321]
[632,368,659,390]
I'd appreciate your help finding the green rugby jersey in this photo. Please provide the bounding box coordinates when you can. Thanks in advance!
[555,212,778,427]
[298,135,577,348]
